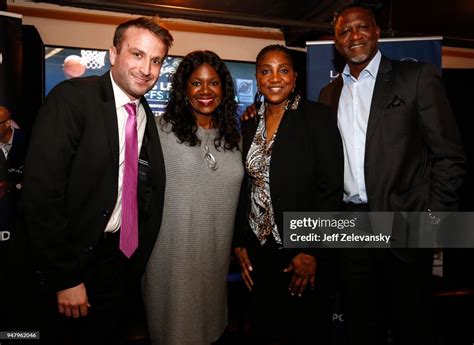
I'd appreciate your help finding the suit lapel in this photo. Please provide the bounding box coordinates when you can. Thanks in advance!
[142,98,165,191]
[7,129,25,167]
[366,56,393,146]
[99,73,120,168]
[0,147,5,163]
[328,77,343,116]
[241,117,258,159]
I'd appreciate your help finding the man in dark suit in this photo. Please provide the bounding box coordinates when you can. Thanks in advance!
[319,4,465,345]
[22,17,172,345]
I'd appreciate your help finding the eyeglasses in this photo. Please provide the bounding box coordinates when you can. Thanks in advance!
[0,118,10,125]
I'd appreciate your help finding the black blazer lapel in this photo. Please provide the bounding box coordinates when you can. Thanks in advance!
[328,77,343,115]
[99,72,120,168]
[241,117,258,159]
[319,76,343,117]
[366,56,393,146]
[141,98,165,204]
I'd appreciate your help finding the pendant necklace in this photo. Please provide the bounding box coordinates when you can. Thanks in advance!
[203,131,218,171]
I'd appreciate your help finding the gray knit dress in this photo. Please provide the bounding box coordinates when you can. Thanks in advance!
[143,119,243,345]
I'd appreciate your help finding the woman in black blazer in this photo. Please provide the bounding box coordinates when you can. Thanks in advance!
[233,45,343,344]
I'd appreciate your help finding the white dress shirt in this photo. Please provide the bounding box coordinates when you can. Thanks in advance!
[105,72,147,232]
[338,50,381,204]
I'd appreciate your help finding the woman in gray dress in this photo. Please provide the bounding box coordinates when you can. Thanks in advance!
[143,50,243,345]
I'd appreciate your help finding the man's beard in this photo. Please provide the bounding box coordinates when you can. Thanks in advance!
[349,52,370,64]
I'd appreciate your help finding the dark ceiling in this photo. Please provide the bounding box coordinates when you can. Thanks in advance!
[37,0,474,48]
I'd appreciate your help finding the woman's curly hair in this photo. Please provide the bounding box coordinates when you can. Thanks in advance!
[161,50,240,151]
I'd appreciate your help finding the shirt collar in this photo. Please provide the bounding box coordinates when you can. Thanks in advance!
[342,50,382,81]
[109,72,140,110]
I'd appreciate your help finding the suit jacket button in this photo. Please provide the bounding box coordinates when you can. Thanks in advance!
[102,209,110,217]
[85,245,93,253]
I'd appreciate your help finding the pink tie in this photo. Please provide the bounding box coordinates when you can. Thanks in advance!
[120,102,138,258]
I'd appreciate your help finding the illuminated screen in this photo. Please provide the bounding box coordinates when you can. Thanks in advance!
[44,46,256,116]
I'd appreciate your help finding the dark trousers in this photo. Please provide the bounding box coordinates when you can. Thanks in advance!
[244,235,335,345]
[339,204,434,345]
[38,231,139,345]
[3,219,43,334]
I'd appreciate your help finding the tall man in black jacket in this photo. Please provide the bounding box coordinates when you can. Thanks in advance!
[319,4,465,345]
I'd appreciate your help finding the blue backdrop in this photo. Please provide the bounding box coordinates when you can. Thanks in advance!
[44,47,256,117]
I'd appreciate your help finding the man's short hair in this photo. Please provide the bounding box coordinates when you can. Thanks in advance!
[331,3,377,29]
[113,16,174,55]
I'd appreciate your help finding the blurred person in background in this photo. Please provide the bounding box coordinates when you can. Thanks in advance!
[0,105,26,328]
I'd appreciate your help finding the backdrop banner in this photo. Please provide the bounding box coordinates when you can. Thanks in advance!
[306,37,442,101]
